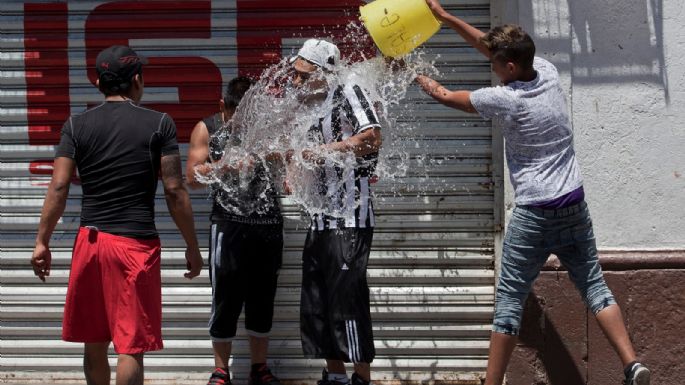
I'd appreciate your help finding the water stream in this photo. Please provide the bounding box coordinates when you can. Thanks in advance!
[195,25,455,219]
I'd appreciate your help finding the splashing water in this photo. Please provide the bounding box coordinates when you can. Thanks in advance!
[195,23,444,219]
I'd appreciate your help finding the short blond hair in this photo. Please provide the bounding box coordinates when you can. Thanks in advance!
[480,24,535,69]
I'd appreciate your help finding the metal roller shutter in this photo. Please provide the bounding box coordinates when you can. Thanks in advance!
[1,1,500,383]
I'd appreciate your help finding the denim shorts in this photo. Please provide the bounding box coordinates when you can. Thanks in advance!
[492,201,616,335]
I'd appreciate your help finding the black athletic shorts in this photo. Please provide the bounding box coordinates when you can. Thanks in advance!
[208,221,283,340]
[300,227,375,363]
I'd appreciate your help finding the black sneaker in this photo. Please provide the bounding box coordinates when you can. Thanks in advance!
[208,368,231,385]
[624,362,650,385]
[318,369,350,385]
[317,369,332,385]
[351,373,370,385]
[249,364,281,385]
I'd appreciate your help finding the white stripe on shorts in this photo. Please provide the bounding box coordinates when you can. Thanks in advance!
[346,320,362,363]
[345,321,355,362]
[351,320,361,362]
[209,224,218,327]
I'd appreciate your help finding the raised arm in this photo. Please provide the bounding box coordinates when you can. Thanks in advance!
[425,0,491,59]
[31,157,76,281]
[416,75,477,113]
[185,120,211,189]
[161,153,203,279]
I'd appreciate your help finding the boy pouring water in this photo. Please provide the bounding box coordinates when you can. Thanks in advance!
[416,1,650,384]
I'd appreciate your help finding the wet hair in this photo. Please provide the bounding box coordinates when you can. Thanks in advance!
[99,66,143,96]
[224,76,254,109]
[480,24,535,69]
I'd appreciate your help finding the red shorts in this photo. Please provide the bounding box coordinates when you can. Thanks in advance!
[62,227,163,354]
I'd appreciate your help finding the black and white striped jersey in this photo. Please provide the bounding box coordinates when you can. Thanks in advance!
[307,80,381,230]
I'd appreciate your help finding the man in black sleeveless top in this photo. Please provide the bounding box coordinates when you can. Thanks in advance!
[30,45,203,385]
[186,77,283,385]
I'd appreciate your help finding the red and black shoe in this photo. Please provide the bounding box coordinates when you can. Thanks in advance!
[249,364,282,385]
[208,367,231,385]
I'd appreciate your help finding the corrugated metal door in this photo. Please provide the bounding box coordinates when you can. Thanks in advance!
[1,1,499,383]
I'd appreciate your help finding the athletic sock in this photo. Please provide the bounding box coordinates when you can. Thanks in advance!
[328,372,350,383]
[251,363,267,374]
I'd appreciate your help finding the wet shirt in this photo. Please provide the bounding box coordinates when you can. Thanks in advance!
[204,113,282,224]
[55,101,179,238]
[307,78,381,230]
[470,57,583,205]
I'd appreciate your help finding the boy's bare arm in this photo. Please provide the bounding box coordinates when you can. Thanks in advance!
[161,153,203,279]
[286,127,382,166]
[323,127,382,157]
[185,121,211,189]
[31,156,76,281]
[416,75,477,114]
[425,0,491,59]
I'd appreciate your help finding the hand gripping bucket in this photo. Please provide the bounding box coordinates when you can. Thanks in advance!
[359,0,441,58]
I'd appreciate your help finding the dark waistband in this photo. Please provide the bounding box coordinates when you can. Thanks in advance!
[210,213,283,225]
[518,200,587,218]
[529,186,585,209]
[78,226,160,244]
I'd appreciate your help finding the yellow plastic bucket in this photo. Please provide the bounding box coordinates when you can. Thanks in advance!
[359,0,441,58]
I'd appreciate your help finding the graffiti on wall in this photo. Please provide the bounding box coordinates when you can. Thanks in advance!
[22,0,372,178]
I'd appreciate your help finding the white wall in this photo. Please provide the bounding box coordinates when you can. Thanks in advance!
[498,0,685,249]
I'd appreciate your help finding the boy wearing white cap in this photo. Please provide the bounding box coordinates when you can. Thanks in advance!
[288,39,382,385]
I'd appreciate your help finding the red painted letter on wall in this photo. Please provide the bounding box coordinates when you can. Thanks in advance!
[24,3,70,145]
[85,1,222,142]
[236,1,375,77]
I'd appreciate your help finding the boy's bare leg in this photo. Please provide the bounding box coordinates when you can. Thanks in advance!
[353,363,371,382]
[249,335,268,364]
[326,359,346,375]
[116,353,143,385]
[483,332,518,385]
[213,341,232,369]
[84,343,110,385]
[595,304,637,366]
[482,305,637,385]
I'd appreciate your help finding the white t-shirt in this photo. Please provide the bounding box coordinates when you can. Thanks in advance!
[470,57,583,205]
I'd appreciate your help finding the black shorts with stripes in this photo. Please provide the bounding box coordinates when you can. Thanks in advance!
[208,221,283,340]
[300,227,375,363]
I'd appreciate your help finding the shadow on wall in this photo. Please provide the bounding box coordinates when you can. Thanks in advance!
[511,291,588,385]
[520,0,669,104]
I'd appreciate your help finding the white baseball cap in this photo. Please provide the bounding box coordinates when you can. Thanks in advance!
[295,39,340,71]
